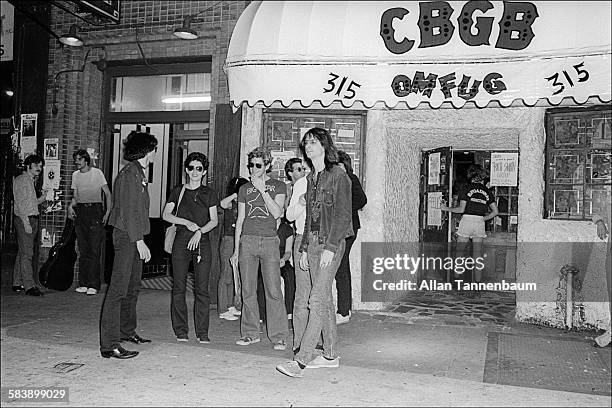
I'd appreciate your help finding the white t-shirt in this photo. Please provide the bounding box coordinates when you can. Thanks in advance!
[286,176,307,234]
[71,167,108,203]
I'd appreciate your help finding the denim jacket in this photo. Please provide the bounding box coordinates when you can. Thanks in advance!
[299,164,353,254]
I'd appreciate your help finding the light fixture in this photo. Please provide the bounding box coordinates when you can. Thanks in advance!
[5,90,14,97]
[59,24,84,47]
[173,16,198,40]
[161,95,211,104]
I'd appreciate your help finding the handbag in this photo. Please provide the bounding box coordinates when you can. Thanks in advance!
[164,185,186,253]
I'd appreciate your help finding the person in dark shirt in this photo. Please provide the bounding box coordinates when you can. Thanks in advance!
[335,150,367,325]
[441,164,498,289]
[100,131,157,359]
[163,152,218,344]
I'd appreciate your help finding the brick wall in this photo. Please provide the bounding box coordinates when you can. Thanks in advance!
[41,1,249,280]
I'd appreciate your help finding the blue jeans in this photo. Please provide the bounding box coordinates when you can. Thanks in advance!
[100,229,142,352]
[75,203,105,289]
[239,235,288,342]
[295,232,345,364]
[171,230,212,338]
[292,234,309,350]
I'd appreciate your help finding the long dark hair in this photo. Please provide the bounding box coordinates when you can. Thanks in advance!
[299,127,338,171]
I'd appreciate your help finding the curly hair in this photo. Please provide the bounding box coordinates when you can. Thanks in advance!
[184,152,209,170]
[123,131,158,161]
[24,154,44,167]
[247,147,272,172]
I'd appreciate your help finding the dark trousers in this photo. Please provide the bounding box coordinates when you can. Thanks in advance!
[335,231,357,316]
[280,260,295,315]
[100,229,142,352]
[75,203,105,289]
[13,216,38,290]
[171,231,212,338]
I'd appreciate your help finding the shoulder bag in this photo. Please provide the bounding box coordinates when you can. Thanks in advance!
[164,185,186,253]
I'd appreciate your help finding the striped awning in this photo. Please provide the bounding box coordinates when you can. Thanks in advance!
[225,1,611,110]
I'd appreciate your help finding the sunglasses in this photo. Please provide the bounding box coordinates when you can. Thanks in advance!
[292,167,304,172]
[187,165,204,172]
[247,163,264,169]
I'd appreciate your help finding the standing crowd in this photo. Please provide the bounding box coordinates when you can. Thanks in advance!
[11,126,611,377]
[11,128,368,377]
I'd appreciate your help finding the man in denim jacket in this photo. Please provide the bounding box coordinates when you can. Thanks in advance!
[276,128,353,378]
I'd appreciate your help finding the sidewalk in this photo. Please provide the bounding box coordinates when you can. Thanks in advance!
[1,285,610,406]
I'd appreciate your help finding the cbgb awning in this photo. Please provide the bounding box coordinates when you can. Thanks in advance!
[225,1,611,110]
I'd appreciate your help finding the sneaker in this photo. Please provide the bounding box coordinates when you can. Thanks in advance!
[219,311,239,321]
[595,331,611,348]
[287,313,293,320]
[12,285,25,292]
[228,306,241,316]
[75,286,88,293]
[336,311,351,325]
[176,335,189,342]
[276,361,304,378]
[306,355,340,369]
[86,288,98,295]
[235,336,261,346]
[25,287,43,296]
[198,335,211,344]
[273,340,287,351]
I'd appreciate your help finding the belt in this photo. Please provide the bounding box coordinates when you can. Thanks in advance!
[77,203,102,207]
[28,215,39,219]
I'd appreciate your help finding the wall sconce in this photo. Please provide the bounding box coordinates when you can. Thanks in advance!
[173,16,198,40]
[59,24,84,47]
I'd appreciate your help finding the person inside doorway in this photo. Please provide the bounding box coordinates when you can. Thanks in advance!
[440,164,498,295]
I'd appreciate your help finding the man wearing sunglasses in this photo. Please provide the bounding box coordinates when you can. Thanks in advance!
[231,147,289,351]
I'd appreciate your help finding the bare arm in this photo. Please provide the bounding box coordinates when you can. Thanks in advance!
[199,206,219,234]
[101,184,112,223]
[441,200,466,214]
[220,193,237,209]
[483,202,499,222]
[161,202,199,231]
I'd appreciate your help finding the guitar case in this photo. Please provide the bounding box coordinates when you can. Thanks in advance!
[39,217,77,291]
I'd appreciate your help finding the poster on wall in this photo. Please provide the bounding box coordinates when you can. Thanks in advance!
[42,159,61,190]
[270,150,297,178]
[19,113,37,159]
[490,152,519,187]
[44,138,59,160]
[427,192,442,227]
[428,152,440,185]
[0,1,14,61]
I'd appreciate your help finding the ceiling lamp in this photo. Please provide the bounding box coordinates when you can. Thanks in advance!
[173,16,198,40]
[59,24,83,47]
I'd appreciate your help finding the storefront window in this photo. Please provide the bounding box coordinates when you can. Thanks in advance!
[110,72,211,112]
[262,110,366,183]
[545,107,611,220]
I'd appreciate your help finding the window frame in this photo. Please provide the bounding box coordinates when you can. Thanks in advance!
[544,105,611,221]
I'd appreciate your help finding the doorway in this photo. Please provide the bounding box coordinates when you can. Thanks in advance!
[419,148,519,290]
[104,122,210,282]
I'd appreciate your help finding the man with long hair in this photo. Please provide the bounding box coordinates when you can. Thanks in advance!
[276,128,353,377]
[99,131,157,359]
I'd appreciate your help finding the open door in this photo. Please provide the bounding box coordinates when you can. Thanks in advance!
[419,146,453,282]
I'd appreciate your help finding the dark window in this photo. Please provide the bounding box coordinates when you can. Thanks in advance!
[545,107,611,220]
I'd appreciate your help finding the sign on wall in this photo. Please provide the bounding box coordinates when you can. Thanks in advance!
[226,1,612,110]
[1,1,14,61]
[490,152,519,187]
[19,113,37,159]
